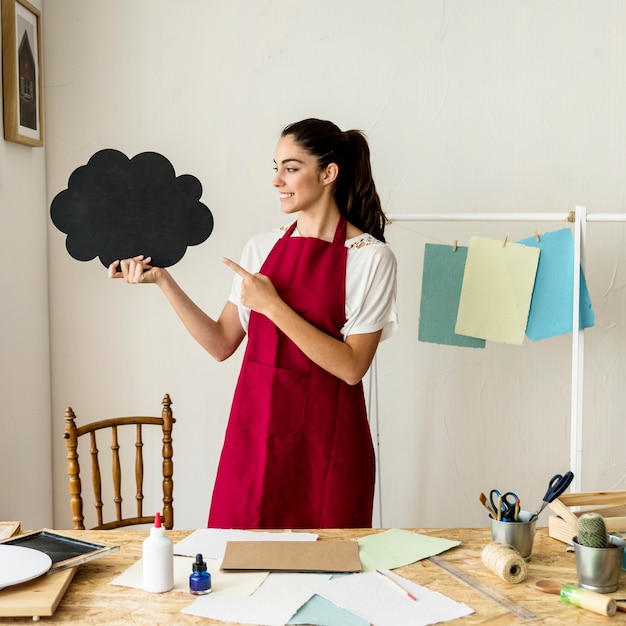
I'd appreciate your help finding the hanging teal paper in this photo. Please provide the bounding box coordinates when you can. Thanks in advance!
[418,244,485,348]
[518,229,595,341]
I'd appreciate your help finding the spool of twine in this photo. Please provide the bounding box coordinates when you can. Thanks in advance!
[481,542,528,584]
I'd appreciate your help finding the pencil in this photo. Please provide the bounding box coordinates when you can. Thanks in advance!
[375,569,418,601]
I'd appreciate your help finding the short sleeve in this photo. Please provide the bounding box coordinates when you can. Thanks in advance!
[342,240,398,341]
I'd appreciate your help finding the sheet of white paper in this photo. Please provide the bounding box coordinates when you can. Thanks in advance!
[174,528,318,560]
[182,572,330,626]
[309,569,474,626]
[110,555,267,596]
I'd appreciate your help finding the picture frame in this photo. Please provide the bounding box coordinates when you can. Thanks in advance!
[1,0,43,146]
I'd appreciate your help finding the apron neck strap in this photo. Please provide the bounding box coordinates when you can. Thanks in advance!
[333,215,347,244]
[286,215,347,244]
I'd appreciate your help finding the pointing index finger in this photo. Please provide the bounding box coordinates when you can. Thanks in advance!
[222,257,253,279]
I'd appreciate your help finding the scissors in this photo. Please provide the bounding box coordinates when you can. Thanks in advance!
[489,489,520,521]
[530,471,574,521]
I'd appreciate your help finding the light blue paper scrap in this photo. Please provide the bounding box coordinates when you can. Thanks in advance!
[289,575,369,626]
[357,528,460,571]
[518,229,595,341]
[418,243,486,348]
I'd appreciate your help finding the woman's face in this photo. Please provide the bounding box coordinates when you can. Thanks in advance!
[272,134,332,215]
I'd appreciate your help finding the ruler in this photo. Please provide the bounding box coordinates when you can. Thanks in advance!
[429,556,538,620]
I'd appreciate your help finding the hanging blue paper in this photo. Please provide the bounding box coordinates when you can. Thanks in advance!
[517,228,595,341]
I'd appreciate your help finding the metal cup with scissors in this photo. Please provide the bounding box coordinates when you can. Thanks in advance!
[489,489,520,522]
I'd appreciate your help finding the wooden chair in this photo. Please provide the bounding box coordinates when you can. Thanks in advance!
[63,393,175,530]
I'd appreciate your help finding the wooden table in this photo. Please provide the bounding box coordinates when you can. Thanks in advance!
[0,527,624,625]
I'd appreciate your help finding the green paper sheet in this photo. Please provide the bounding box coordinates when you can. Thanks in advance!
[357,528,460,571]
[455,236,540,345]
[418,243,486,348]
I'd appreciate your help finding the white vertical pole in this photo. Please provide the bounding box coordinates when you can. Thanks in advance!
[570,206,586,491]
[364,356,383,528]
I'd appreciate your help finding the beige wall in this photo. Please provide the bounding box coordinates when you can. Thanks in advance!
[0,0,51,529]
[3,1,623,530]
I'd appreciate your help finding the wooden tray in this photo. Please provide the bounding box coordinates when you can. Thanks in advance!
[0,528,119,573]
[548,490,626,544]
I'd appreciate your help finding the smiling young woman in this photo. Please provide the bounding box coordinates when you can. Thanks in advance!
[109,118,398,530]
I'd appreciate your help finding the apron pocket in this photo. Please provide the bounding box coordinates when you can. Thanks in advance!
[237,360,309,438]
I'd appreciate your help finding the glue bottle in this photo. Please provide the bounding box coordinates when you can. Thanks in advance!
[142,512,174,593]
[189,553,212,595]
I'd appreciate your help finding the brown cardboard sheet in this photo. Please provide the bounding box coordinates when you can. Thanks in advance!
[221,540,362,572]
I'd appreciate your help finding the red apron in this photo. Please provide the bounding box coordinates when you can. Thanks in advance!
[208,217,375,529]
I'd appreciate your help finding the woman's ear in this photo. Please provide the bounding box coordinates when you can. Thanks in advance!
[322,163,339,186]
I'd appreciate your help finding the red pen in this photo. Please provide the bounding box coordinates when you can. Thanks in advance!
[376,569,418,601]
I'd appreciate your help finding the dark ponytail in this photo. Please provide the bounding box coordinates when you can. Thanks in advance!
[281,118,387,242]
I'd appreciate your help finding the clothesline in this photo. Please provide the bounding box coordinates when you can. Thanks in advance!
[368,207,626,526]
[386,211,626,222]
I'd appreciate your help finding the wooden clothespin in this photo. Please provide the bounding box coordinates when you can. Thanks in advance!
[452,240,458,252]
[502,235,508,247]
[534,230,540,242]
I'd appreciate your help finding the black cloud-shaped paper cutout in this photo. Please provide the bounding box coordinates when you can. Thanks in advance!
[50,149,214,268]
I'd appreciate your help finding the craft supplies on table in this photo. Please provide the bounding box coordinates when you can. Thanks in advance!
[0,528,119,620]
[4,526,626,624]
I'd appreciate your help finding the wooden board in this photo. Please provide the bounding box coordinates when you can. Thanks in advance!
[548,490,626,544]
[0,567,75,618]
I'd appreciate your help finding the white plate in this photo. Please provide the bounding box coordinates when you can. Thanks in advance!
[0,544,52,588]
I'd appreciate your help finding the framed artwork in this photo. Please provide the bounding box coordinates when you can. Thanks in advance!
[1,0,43,146]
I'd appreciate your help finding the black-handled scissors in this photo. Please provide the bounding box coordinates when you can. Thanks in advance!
[489,489,520,521]
[530,471,574,521]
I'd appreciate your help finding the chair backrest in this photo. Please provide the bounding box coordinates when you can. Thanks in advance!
[63,393,175,530]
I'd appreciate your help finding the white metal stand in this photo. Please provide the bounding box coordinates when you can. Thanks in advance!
[368,207,626,524]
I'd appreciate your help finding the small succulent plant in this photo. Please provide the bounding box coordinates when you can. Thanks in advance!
[577,512,608,548]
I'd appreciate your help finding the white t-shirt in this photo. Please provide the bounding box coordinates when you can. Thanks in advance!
[228,227,398,341]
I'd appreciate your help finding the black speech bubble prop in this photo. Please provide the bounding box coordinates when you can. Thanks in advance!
[50,149,214,268]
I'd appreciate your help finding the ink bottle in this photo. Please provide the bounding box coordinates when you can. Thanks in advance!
[142,512,174,593]
[189,553,212,595]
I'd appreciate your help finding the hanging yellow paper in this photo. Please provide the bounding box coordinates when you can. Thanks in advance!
[455,236,540,345]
